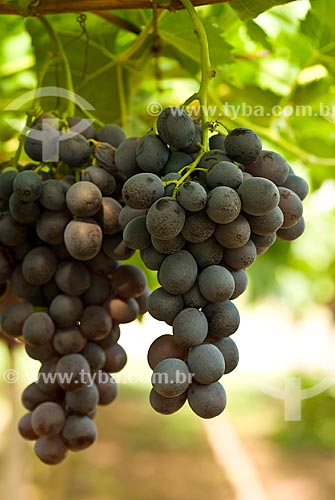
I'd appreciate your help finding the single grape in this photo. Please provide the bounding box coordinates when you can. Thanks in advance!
[147,287,184,325]
[198,265,235,302]
[0,301,33,338]
[56,353,91,391]
[225,127,262,164]
[206,186,241,224]
[149,388,187,415]
[151,234,185,255]
[146,197,185,241]
[158,250,197,295]
[250,232,277,255]
[176,181,207,212]
[79,305,112,341]
[214,214,250,249]
[31,402,66,436]
[13,170,42,202]
[207,161,243,189]
[53,326,87,355]
[36,210,70,245]
[203,301,240,338]
[140,246,165,270]
[238,177,279,216]
[122,172,164,210]
[157,107,196,149]
[9,194,40,224]
[278,187,303,228]
[115,137,141,178]
[246,207,284,235]
[94,142,117,173]
[110,265,147,299]
[55,260,91,296]
[223,239,257,269]
[97,123,126,147]
[82,166,115,196]
[0,212,28,247]
[59,132,91,167]
[82,274,111,306]
[94,371,118,405]
[188,237,224,268]
[147,334,188,369]
[277,216,305,241]
[245,150,289,186]
[230,269,248,299]
[187,381,226,418]
[34,435,68,465]
[103,234,135,261]
[181,210,216,243]
[66,181,102,217]
[0,169,17,201]
[187,344,225,384]
[281,174,309,201]
[23,312,55,346]
[21,383,53,411]
[173,308,208,348]
[103,343,127,372]
[104,296,139,324]
[81,342,106,371]
[151,358,191,398]
[49,294,84,328]
[136,133,170,173]
[40,179,66,211]
[18,413,38,441]
[123,215,151,250]
[183,282,208,309]
[22,246,57,286]
[61,415,97,451]
[23,123,60,163]
[209,337,239,374]
[65,383,99,415]
[209,134,227,152]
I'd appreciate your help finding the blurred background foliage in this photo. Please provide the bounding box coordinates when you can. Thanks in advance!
[0,2,334,498]
[0,0,334,314]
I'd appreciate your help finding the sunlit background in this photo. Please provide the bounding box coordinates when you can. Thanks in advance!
[0,0,334,499]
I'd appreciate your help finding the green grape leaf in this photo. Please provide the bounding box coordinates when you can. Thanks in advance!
[230,0,297,20]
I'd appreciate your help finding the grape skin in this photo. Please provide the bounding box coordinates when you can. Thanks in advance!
[206,186,241,224]
[122,173,164,210]
[136,134,170,173]
[187,344,225,384]
[223,239,257,270]
[61,415,97,451]
[207,161,243,189]
[278,187,303,229]
[34,435,68,465]
[277,216,305,241]
[151,358,191,398]
[123,215,151,250]
[158,250,197,295]
[176,181,207,212]
[22,246,57,286]
[245,207,284,236]
[157,107,196,150]
[31,402,66,436]
[149,388,187,415]
[173,308,208,348]
[225,127,262,165]
[147,334,187,370]
[13,170,42,202]
[66,181,102,217]
[187,381,227,419]
[146,197,186,241]
[281,174,309,201]
[0,301,33,338]
[181,211,216,243]
[238,177,280,216]
[188,237,224,268]
[214,215,251,249]
[147,287,184,325]
[203,301,240,338]
[198,265,235,303]
[245,150,289,186]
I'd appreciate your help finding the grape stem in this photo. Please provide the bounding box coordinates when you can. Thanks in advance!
[39,16,75,117]
[180,0,215,152]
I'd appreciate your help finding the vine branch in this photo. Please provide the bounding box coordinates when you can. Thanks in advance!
[0,0,234,16]
[181,0,215,151]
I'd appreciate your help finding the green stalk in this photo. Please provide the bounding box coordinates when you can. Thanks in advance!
[180,0,215,151]
[39,16,75,117]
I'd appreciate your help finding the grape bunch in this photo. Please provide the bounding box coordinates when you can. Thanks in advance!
[0,117,148,464]
[119,106,308,419]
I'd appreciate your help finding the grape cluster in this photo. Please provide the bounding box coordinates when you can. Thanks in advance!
[0,117,148,464]
[120,106,308,419]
